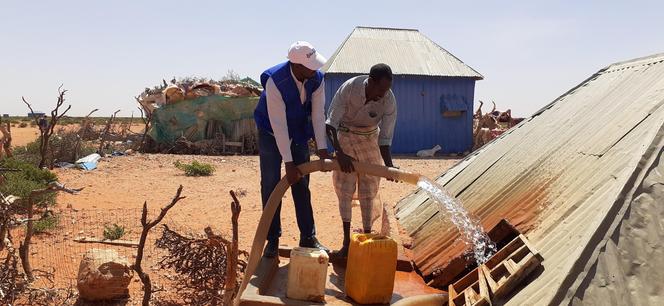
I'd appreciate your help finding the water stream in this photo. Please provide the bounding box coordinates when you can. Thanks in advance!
[417,177,496,265]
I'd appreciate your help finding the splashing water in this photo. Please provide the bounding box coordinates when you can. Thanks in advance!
[417,177,496,265]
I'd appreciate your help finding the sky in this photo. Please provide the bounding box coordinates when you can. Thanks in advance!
[1,1,663,117]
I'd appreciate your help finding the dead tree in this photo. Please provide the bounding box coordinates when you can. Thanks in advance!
[22,86,72,168]
[134,185,186,306]
[224,190,242,305]
[18,182,82,281]
[78,108,99,140]
[98,110,120,157]
[0,116,12,158]
[136,98,153,152]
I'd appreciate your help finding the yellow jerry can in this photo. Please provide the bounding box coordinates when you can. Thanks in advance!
[345,233,398,304]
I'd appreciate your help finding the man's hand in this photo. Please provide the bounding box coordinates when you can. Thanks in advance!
[336,152,355,173]
[317,149,331,160]
[386,164,400,182]
[285,162,302,185]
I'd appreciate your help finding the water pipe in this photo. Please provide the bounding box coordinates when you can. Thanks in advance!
[235,159,422,305]
[391,294,448,306]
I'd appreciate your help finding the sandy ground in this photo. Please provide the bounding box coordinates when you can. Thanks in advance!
[10,126,40,146]
[55,153,460,253]
[7,124,145,147]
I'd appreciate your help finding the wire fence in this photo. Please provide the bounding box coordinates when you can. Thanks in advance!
[5,207,214,305]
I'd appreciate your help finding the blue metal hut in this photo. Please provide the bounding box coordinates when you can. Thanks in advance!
[322,27,483,154]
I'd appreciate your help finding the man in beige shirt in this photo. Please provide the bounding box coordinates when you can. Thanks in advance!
[326,63,397,260]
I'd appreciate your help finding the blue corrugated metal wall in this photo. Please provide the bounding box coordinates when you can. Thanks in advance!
[324,74,476,154]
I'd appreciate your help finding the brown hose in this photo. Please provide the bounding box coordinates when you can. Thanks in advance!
[235,159,421,305]
[390,294,448,306]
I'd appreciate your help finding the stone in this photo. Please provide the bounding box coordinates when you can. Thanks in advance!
[77,248,134,301]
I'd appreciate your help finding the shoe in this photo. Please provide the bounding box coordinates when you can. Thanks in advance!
[329,245,349,263]
[299,236,330,254]
[263,239,279,258]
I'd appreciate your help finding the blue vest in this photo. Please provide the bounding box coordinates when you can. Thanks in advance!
[254,62,324,145]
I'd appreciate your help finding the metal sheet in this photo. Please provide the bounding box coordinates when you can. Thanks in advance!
[394,53,664,305]
[322,27,482,79]
[325,74,475,154]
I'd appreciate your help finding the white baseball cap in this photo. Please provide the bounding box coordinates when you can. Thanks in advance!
[287,41,327,71]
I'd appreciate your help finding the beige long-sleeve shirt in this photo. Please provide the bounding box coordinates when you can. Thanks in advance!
[326,76,397,146]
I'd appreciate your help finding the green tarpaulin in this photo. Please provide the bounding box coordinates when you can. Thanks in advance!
[148,95,259,144]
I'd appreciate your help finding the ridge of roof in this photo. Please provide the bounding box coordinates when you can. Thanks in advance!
[323,26,483,78]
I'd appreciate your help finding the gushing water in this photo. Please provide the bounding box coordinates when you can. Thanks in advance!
[417,177,496,265]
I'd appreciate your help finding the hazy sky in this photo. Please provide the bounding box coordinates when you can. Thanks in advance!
[1,1,663,117]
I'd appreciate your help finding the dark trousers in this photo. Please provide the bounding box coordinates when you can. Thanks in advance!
[258,130,315,242]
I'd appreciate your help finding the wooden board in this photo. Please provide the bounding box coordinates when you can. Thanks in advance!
[240,257,443,306]
[448,268,491,306]
[481,234,543,301]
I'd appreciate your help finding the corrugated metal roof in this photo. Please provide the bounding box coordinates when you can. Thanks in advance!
[322,27,483,79]
[395,52,664,305]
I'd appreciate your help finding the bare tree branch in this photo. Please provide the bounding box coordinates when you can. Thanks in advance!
[134,185,185,306]
[84,109,99,118]
[21,97,39,126]
[78,108,100,141]
[135,97,153,152]
[224,190,242,305]
[20,87,73,168]
[98,109,121,157]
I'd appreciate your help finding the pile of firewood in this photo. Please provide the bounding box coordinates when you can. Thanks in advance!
[473,101,525,150]
[136,77,262,115]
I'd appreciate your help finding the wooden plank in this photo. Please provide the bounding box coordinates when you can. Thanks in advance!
[449,268,491,306]
[504,259,519,274]
[480,265,498,295]
[242,256,279,296]
[73,237,138,247]
[481,235,543,301]
[478,266,491,305]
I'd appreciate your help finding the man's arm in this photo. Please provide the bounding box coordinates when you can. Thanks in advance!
[378,91,397,168]
[325,80,354,173]
[326,124,355,173]
[311,79,330,159]
[265,78,300,184]
[380,145,394,168]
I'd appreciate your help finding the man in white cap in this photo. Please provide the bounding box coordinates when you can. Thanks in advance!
[253,41,331,257]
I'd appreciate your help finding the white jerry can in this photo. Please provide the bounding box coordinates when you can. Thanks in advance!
[286,247,329,302]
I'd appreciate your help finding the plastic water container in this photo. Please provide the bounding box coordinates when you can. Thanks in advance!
[345,233,398,304]
[287,247,329,302]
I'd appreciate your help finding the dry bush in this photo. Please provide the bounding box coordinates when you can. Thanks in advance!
[15,129,97,167]
[0,244,24,305]
[155,225,247,306]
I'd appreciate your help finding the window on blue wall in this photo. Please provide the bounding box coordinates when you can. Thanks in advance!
[440,95,467,117]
